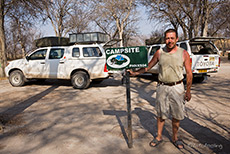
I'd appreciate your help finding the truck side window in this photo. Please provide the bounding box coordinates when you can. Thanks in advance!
[180,43,187,51]
[49,48,64,59]
[72,48,80,57]
[29,49,47,60]
[150,46,160,56]
[83,47,102,57]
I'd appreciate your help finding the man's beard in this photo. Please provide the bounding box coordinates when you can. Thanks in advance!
[166,43,176,50]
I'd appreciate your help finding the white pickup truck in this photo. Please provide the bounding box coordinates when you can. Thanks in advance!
[147,37,221,83]
[5,43,109,89]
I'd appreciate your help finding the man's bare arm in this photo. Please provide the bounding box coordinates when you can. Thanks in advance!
[183,50,193,101]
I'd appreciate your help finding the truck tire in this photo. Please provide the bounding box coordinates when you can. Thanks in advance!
[9,70,26,87]
[71,71,90,89]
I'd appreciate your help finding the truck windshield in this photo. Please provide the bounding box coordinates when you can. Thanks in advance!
[149,46,160,56]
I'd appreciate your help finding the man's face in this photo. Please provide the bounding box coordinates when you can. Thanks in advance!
[165,32,178,50]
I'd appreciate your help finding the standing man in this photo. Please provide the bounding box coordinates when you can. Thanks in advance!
[128,29,192,149]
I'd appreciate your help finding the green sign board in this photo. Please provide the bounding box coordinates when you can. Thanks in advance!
[105,46,148,70]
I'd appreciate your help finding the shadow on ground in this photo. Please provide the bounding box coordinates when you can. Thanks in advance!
[24,78,122,88]
[128,74,230,153]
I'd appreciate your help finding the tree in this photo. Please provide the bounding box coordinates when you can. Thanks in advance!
[145,30,164,45]
[41,0,73,37]
[7,2,36,57]
[209,2,230,37]
[142,0,190,38]
[41,0,93,37]
[141,0,229,39]
[0,0,45,77]
[67,4,92,33]
[92,0,139,47]
[0,0,7,78]
[5,23,42,59]
[122,22,140,46]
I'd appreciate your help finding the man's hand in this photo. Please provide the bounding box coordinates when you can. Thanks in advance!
[184,90,191,101]
[127,69,137,76]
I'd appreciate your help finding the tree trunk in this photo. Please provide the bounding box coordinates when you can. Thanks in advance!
[188,23,194,39]
[119,31,123,47]
[115,16,124,47]
[0,0,7,78]
[17,21,26,57]
[201,12,208,36]
[201,0,209,36]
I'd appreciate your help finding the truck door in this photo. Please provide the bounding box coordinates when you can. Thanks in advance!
[82,47,105,78]
[25,49,48,78]
[46,48,65,78]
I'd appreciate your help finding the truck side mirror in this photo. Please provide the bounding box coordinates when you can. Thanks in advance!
[26,56,30,61]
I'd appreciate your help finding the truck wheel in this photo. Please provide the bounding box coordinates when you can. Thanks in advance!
[71,71,90,89]
[9,70,26,87]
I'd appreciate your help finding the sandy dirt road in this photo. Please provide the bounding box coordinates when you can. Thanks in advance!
[0,57,229,154]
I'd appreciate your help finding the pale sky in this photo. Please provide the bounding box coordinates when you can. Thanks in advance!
[39,6,161,38]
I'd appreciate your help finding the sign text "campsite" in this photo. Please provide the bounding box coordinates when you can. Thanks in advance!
[106,47,140,55]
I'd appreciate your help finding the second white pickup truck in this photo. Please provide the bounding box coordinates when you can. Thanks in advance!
[147,37,221,83]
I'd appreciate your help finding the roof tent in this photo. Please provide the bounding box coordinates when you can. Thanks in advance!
[35,37,69,47]
[69,32,109,44]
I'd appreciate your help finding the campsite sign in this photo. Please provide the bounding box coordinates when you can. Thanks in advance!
[105,46,148,70]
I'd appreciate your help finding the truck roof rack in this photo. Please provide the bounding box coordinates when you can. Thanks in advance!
[34,32,110,47]
[69,32,109,44]
[190,37,229,42]
[35,37,70,47]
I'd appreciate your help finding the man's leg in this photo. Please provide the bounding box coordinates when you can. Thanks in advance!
[156,117,165,140]
[172,118,183,148]
[150,117,165,146]
[172,118,180,141]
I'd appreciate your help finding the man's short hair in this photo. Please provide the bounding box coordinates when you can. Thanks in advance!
[164,29,178,38]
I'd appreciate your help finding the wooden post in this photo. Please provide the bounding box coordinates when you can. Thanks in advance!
[126,70,133,148]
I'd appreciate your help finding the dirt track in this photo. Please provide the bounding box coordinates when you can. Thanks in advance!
[0,56,229,154]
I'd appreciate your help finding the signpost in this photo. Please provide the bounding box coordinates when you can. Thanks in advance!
[105,46,148,148]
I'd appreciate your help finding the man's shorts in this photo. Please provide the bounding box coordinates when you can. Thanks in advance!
[156,82,185,120]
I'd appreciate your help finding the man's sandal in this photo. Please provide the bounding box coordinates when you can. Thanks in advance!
[149,138,163,147]
[173,139,184,149]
